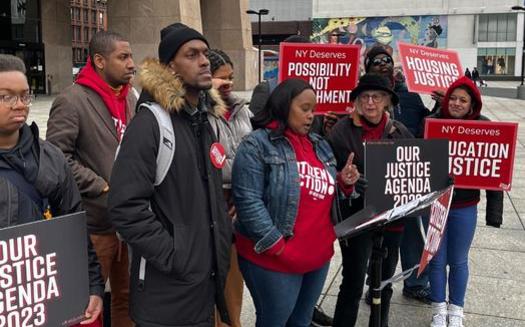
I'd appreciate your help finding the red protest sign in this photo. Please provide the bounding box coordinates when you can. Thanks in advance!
[424,119,518,191]
[278,42,360,114]
[397,42,463,94]
[418,186,453,277]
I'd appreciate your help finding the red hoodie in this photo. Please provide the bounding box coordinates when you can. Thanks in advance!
[236,127,336,274]
[440,76,482,120]
[437,76,484,208]
[76,58,130,141]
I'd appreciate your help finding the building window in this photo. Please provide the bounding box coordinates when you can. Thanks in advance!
[92,10,97,24]
[84,27,90,42]
[477,48,515,75]
[478,13,517,42]
[92,28,98,38]
[99,12,104,25]
[83,9,89,22]
[75,26,81,41]
[74,48,82,62]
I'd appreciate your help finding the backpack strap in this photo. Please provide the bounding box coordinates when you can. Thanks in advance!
[0,168,45,213]
[139,102,176,186]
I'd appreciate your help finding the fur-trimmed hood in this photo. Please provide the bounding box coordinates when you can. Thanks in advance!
[138,58,226,116]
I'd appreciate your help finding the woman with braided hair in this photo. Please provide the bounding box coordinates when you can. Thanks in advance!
[207,48,253,327]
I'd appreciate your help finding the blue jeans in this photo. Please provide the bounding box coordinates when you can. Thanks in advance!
[401,215,429,290]
[429,205,477,306]
[238,256,330,327]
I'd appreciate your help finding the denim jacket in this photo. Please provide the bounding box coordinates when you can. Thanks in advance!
[232,128,340,254]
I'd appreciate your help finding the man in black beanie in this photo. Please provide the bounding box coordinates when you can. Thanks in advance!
[109,22,232,327]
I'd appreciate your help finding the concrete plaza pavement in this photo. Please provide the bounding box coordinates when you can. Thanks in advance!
[28,90,525,327]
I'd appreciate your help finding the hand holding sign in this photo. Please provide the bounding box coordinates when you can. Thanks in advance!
[431,90,445,104]
[341,152,360,186]
[80,295,103,325]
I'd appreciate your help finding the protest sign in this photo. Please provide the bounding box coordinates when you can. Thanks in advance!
[424,118,518,190]
[278,42,360,113]
[397,42,462,94]
[0,213,89,326]
[418,186,454,276]
[365,139,449,213]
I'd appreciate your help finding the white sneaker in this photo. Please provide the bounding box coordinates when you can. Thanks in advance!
[448,304,464,327]
[431,302,447,327]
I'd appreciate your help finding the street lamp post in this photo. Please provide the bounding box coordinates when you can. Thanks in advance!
[512,6,525,86]
[246,9,269,83]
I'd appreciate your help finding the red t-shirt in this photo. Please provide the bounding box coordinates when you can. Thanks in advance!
[236,129,336,273]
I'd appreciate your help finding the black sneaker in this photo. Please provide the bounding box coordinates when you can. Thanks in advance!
[402,287,431,304]
[311,306,333,326]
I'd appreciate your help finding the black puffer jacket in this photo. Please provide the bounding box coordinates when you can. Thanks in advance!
[422,76,504,227]
[0,123,105,297]
[109,59,232,327]
[393,81,429,136]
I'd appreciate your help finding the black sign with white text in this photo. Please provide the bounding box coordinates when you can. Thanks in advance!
[0,213,89,326]
[365,139,449,213]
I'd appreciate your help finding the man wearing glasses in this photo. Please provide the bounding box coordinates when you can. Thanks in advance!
[0,54,105,324]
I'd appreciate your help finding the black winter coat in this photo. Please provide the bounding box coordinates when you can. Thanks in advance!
[0,123,105,297]
[393,82,429,136]
[108,59,232,327]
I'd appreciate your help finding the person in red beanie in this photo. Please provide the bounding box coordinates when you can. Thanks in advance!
[423,76,503,327]
[46,31,136,327]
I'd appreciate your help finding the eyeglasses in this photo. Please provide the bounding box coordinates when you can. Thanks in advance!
[357,93,385,103]
[0,94,34,107]
[371,56,393,66]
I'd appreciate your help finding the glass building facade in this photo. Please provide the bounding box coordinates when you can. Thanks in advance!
[477,13,518,76]
[0,0,46,94]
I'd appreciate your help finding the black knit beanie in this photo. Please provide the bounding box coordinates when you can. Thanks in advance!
[365,46,393,72]
[158,23,209,64]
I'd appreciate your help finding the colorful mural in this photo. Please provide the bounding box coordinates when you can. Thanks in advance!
[311,15,448,73]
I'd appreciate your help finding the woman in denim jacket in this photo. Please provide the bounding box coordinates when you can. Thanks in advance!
[232,78,358,326]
